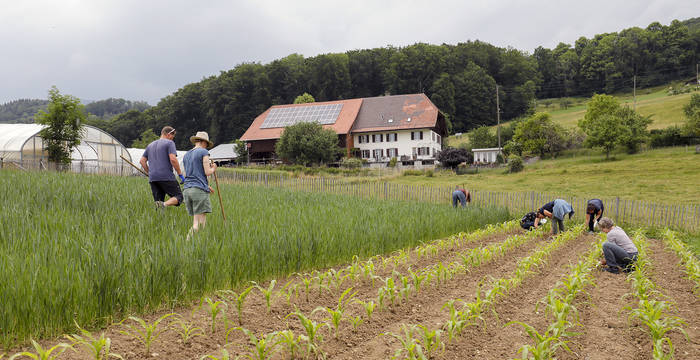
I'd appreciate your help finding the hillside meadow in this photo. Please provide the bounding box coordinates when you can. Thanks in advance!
[384,147,700,205]
[448,87,696,148]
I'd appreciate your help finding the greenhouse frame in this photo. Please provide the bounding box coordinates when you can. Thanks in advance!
[0,123,133,174]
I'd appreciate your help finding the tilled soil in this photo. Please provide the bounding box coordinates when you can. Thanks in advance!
[7,232,699,360]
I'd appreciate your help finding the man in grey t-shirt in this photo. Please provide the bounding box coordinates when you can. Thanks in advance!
[139,126,185,209]
[599,217,638,274]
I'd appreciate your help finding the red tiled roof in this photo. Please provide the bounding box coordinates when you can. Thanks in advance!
[350,94,440,133]
[240,99,362,141]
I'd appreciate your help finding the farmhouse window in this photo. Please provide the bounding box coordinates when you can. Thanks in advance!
[373,149,383,159]
[432,132,435,141]
[411,131,423,140]
[387,133,397,142]
[361,150,370,158]
[386,148,399,158]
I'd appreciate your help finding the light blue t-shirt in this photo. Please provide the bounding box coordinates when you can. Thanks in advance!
[142,138,177,182]
[183,147,210,192]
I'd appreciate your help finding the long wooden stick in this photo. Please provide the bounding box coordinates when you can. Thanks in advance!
[211,161,226,221]
[120,154,148,176]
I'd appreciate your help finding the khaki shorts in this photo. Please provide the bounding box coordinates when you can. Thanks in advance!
[183,187,212,216]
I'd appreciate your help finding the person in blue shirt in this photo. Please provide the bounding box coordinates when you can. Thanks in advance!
[139,126,185,210]
[451,186,471,208]
[183,131,217,237]
[534,199,574,235]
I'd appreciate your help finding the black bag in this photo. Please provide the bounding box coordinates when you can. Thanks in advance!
[520,212,536,230]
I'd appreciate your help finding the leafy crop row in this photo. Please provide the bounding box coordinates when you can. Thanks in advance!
[661,229,700,295]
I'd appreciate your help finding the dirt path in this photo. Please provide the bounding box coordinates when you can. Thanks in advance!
[440,233,596,359]
[644,238,700,359]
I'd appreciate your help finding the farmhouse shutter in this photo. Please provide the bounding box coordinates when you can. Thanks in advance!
[411,132,414,140]
[420,131,423,140]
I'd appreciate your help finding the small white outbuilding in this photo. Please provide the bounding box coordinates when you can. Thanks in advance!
[472,147,503,164]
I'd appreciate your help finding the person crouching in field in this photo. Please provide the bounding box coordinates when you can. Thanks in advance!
[183,131,217,238]
[585,199,604,233]
[451,186,471,208]
[534,199,574,235]
[598,217,638,274]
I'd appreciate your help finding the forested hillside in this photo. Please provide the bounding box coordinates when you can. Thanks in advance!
[6,19,699,150]
[0,99,49,123]
[0,98,150,124]
[97,18,697,150]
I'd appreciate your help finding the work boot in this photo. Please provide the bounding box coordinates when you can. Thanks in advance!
[604,266,621,274]
[155,201,165,211]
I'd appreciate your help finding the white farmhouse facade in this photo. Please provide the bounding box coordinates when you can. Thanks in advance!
[353,129,442,164]
[472,147,503,164]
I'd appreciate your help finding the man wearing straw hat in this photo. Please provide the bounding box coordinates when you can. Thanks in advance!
[183,131,217,237]
[139,126,185,210]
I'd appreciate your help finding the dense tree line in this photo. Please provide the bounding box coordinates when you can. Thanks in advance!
[84,98,150,118]
[7,18,698,150]
[103,17,697,150]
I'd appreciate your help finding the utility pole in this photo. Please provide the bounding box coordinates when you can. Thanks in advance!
[496,84,501,149]
[633,74,637,111]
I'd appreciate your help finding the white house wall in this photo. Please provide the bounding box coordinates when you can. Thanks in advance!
[353,129,442,161]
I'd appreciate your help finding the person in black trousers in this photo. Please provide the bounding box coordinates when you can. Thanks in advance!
[585,199,604,233]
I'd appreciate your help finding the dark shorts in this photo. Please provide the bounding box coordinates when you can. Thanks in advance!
[149,181,183,205]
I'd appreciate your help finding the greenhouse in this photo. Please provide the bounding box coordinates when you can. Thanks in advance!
[0,123,132,174]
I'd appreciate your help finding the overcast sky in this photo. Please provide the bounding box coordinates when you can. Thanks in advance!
[2,0,698,105]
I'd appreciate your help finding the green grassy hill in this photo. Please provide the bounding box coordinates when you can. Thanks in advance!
[386,146,699,206]
[448,85,697,148]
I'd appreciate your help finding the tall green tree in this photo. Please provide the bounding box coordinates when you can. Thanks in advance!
[293,93,315,104]
[618,107,652,153]
[513,112,566,157]
[131,128,159,148]
[34,86,86,166]
[468,126,497,148]
[578,94,626,158]
[275,122,341,166]
[682,93,700,137]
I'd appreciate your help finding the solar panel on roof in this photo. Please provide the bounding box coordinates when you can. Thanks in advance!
[260,103,343,129]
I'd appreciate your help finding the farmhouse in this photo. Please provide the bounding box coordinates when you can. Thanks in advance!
[240,94,447,166]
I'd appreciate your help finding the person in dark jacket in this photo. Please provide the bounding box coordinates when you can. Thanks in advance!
[520,211,537,230]
[585,199,604,233]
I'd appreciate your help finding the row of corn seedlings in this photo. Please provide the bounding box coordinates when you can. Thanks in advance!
[510,235,604,359]
[627,231,689,360]
[661,229,700,295]
[0,170,510,347]
[0,227,560,359]
[385,225,585,360]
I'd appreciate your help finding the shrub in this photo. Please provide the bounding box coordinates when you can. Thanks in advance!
[507,155,524,173]
[341,157,363,169]
[402,169,424,176]
[425,169,434,177]
[388,157,398,168]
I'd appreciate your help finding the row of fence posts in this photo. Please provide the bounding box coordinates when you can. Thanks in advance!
[215,171,699,231]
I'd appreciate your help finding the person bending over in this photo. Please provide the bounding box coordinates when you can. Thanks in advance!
[451,186,471,208]
[585,199,604,233]
[534,199,574,235]
[598,217,638,274]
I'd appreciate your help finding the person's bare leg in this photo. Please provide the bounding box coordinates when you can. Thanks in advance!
[164,197,179,206]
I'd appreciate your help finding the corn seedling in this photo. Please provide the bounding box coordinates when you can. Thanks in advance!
[348,316,363,332]
[204,297,227,333]
[279,280,298,306]
[354,299,377,321]
[275,330,302,359]
[8,339,72,360]
[235,327,281,360]
[200,349,235,360]
[413,324,445,358]
[313,288,357,338]
[171,317,204,345]
[252,280,277,313]
[442,299,468,341]
[407,267,427,294]
[65,322,123,360]
[118,313,174,356]
[510,321,572,360]
[662,229,700,295]
[381,324,426,360]
[285,309,327,359]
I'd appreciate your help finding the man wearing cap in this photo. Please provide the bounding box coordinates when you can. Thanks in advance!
[139,126,185,209]
[183,131,217,237]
